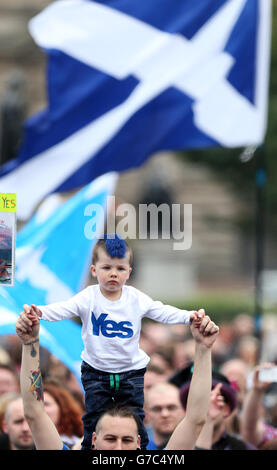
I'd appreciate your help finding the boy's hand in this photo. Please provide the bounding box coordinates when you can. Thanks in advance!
[190,315,219,349]
[23,304,42,320]
[189,308,205,325]
[30,304,43,318]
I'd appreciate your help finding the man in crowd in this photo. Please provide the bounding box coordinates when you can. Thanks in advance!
[144,382,185,449]
[0,364,19,396]
[1,395,35,450]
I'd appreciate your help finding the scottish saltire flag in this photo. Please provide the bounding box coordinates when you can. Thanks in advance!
[0,172,117,380]
[0,0,271,220]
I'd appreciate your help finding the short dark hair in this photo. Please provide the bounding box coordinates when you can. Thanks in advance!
[92,234,133,265]
[95,404,140,435]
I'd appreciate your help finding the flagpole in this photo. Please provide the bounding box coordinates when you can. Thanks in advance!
[254,145,266,342]
[240,144,266,346]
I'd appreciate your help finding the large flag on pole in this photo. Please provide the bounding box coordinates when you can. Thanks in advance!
[0,0,271,220]
[0,172,117,379]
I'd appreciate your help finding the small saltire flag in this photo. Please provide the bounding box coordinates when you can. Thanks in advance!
[0,0,271,220]
[0,172,117,380]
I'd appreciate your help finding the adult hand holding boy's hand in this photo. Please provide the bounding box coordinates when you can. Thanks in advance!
[190,315,219,349]
[16,305,40,344]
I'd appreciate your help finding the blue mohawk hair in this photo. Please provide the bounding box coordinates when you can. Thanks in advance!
[104,234,127,259]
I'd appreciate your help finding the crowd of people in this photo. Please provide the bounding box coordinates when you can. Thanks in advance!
[0,311,277,450]
[0,234,277,451]
[143,312,277,450]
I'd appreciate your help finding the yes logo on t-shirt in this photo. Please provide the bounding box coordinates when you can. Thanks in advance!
[91,312,134,338]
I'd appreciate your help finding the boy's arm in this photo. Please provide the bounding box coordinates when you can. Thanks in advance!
[16,311,63,450]
[141,290,204,325]
[23,301,75,322]
[24,288,90,322]
[165,316,219,450]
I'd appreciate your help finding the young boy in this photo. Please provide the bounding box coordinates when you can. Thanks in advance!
[23,234,204,450]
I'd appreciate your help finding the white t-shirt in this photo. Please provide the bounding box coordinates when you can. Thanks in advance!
[40,285,193,373]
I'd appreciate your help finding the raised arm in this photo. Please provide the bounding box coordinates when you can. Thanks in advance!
[16,310,63,450]
[165,315,219,450]
[240,363,275,448]
[195,383,225,449]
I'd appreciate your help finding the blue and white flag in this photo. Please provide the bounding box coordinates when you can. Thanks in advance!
[0,0,271,219]
[0,172,117,380]
[0,295,83,382]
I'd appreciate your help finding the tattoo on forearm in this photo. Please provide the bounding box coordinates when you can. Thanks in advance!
[24,338,39,357]
[30,343,37,357]
[29,368,43,401]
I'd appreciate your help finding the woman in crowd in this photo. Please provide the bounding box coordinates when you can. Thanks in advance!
[43,378,84,449]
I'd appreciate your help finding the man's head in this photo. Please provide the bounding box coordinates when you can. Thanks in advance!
[220,358,248,405]
[91,235,132,298]
[144,382,185,445]
[2,396,34,450]
[91,405,141,450]
[0,365,19,396]
[144,364,168,393]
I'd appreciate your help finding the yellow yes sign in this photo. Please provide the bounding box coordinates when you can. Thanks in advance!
[0,194,17,212]
[0,193,16,286]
